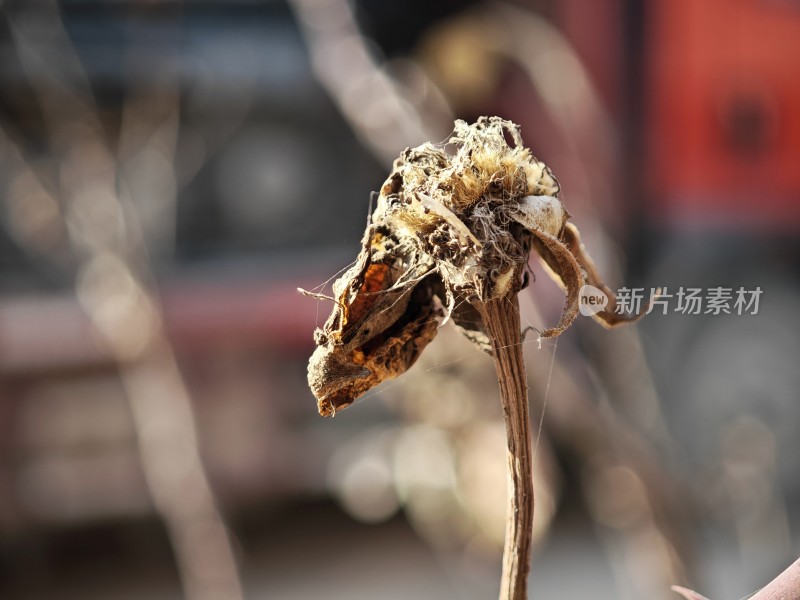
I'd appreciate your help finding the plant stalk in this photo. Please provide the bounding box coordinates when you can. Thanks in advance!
[475,293,534,600]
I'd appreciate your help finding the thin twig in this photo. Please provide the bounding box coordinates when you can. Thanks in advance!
[670,585,710,600]
[475,293,533,600]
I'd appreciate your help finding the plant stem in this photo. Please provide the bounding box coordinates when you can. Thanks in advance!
[475,293,534,600]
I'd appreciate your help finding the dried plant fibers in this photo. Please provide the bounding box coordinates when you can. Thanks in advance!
[304,117,644,600]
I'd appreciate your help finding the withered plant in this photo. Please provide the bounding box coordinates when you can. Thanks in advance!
[304,116,642,600]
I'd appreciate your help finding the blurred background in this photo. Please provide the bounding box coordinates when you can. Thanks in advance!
[0,0,798,598]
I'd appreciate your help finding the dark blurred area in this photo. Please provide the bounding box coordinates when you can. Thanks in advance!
[0,0,798,599]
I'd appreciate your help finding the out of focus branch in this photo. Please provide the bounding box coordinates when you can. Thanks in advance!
[672,556,800,600]
[670,585,709,600]
[2,3,244,599]
[289,0,452,166]
[748,557,800,599]
[519,296,693,599]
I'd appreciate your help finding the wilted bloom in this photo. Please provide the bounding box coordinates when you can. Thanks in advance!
[305,117,640,417]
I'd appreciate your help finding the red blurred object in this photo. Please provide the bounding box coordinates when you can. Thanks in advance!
[647,0,800,227]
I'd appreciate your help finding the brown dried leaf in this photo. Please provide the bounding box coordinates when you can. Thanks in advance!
[307,226,443,416]
[562,223,648,326]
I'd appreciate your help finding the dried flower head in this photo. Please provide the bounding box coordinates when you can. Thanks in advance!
[305,116,641,417]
